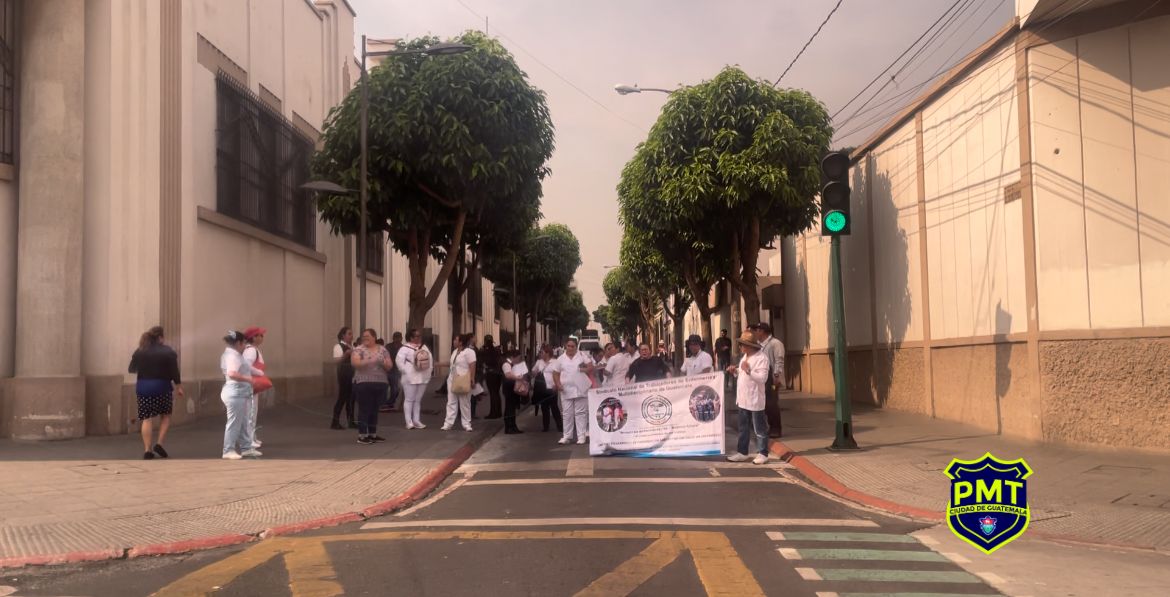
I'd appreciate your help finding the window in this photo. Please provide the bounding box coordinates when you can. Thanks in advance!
[356,231,384,276]
[0,0,16,165]
[215,73,315,247]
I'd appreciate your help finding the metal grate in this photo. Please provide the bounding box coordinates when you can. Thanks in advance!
[356,230,384,276]
[0,0,16,165]
[215,72,315,247]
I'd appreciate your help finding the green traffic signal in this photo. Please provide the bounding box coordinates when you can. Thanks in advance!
[825,210,848,233]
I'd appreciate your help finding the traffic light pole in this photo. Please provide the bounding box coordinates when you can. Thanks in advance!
[829,235,859,450]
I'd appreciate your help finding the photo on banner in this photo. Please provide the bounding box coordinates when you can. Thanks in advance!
[587,372,725,457]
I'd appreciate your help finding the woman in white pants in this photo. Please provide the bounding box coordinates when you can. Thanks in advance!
[395,328,433,429]
[442,333,476,432]
[220,331,260,460]
[551,338,593,445]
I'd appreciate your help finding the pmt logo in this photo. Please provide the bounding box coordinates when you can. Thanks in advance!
[945,453,1033,554]
[641,396,672,426]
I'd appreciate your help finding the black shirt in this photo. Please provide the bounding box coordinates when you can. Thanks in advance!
[129,344,181,384]
[481,346,503,377]
[715,337,732,365]
[628,356,670,383]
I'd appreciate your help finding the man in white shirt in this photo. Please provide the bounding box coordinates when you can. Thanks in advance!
[750,322,785,438]
[725,331,770,465]
[681,335,714,377]
[603,342,629,388]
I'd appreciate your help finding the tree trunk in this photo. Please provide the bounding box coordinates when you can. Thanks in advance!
[682,260,715,346]
[407,207,469,331]
[726,219,763,327]
[671,293,685,368]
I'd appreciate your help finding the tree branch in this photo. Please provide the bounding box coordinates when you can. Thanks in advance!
[423,208,469,309]
[417,182,462,209]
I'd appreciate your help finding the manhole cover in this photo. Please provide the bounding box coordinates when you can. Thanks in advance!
[67,463,146,476]
[1111,493,1170,509]
[1084,465,1153,476]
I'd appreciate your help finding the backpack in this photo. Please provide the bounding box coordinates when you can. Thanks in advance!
[414,345,432,372]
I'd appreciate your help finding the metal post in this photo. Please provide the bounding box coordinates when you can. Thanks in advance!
[829,235,858,450]
[512,252,519,353]
[358,36,369,332]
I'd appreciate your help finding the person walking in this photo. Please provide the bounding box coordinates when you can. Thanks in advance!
[351,328,392,444]
[442,333,476,432]
[750,322,785,438]
[682,335,714,377]
[551,338,592,445]
[502,349,528,434]
[242,327,270,450]
[480,335,504,419]
[220,330,261,460]
[396,328,433,430]
[128,326,183,460]
[530,345,562,433]
[330,327,356,430]
[627,343,671,383]
[725,331,770,464]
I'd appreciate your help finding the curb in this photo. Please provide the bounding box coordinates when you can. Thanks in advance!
[769,439,1164,553]
[0,433,491,571]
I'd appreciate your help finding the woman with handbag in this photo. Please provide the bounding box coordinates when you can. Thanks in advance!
[502,349,529,435]
[442,333,476,432]
[530,345,562,433]
[242,327,271,450]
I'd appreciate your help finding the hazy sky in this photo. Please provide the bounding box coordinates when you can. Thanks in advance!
[349,0,1014,312]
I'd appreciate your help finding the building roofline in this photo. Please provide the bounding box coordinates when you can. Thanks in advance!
[847,18,1020,164]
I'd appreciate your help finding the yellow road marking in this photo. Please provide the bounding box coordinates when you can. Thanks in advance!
[574,536,684,597]
[154,529,765,597]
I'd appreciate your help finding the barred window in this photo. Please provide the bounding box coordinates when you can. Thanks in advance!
[0,0,16,165]
[215,73,315,247]
[356,231,384,276]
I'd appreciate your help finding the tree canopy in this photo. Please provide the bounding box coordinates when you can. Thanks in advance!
[311,31,554,329]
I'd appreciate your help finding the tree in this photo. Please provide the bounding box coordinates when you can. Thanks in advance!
[619,67,831,325]
[311,32,555,330]
[546,287,589,344]
[619,228,692,365]
[482,223,581,351]
[598,267,643,343]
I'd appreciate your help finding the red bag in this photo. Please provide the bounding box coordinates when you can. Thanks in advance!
[251,360,273,393]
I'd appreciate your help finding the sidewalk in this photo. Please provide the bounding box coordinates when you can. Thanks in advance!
[0,387,500,568]
[773,391,1170,552]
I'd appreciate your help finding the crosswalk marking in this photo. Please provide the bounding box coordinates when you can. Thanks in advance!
[796,567,823,581]
[780,548,948,562]
[363,517,881,529]
[816,593,990,597]
[778,547,802,559]
[463,477,794,486]
[769,531,918,543]
[809,569,983,583]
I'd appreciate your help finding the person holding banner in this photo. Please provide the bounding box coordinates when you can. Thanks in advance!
[628,343,671,383]
[725,331,771,465]
[682,335,713,377]
[551,338,592,445]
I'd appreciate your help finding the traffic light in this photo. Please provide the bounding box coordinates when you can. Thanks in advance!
[820,152,851,236]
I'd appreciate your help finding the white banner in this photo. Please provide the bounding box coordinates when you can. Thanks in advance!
[587,372,725,457]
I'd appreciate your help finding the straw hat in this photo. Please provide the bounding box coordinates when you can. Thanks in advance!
[736,331,761,349]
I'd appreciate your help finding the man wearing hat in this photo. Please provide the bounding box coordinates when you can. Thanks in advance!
[725,331,770,464]
[750,322,784,438]
[681,335,713,377]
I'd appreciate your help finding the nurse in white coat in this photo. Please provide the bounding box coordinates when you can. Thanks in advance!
[395,328,434,430]
[551,338,593,445]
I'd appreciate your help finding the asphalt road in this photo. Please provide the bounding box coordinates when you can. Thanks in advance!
[5,422,1006,597]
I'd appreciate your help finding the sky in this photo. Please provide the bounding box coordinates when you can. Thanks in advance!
[348,0,1015,313]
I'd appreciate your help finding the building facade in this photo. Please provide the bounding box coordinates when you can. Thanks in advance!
[783,0,1170,450]
[0,0,526,440]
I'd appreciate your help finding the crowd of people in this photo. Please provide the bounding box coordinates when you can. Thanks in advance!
[126,321,785,462]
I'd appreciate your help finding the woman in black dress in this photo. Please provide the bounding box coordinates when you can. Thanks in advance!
[128,326,183,460]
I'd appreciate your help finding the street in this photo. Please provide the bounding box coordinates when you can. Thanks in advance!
[5,425,1004,597]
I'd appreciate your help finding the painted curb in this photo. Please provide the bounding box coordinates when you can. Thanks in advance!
[0,433,491,571]
[769,439,1163,553]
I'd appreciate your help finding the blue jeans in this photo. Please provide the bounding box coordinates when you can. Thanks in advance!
[355,382,387,436]
[737,408,769,456]
[221,390,256,455]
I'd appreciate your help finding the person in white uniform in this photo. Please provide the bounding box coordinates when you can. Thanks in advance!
[551,338,592,445]
[442,333,476,432]
[605,340,635,387]
[681,335,714,377]
[395,328,433,430]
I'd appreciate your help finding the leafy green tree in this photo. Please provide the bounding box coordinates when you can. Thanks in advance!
[311,32,554,330]
[619,229,691,364]
[597,268,643,344]
[546,287,589,344]
[601,264,659,346]
[619,66,831,325]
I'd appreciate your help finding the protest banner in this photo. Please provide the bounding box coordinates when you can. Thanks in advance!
[586,372,725,457]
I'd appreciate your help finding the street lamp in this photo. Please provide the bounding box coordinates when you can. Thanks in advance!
[613,84,675,95]
[346,38,470,330]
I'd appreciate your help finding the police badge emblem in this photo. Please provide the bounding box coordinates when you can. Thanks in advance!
[945,453,1033,554]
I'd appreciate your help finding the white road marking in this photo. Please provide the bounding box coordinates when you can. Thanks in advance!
[463,477,795,486]
[814,593,840,597]
[796,567,823,581]
[916,534,939,546]
[767,531,786,541]
[362,517,881,530]
[566,450,594,477]
[708,466,721,477]
[941,551,971,563]
[978,572,1009,586]
[777,547,803,560]
[396,472,476,517]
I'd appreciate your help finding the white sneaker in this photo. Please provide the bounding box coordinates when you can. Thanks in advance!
[415,423,427,429]
[242,449,263,458]
[752,453,770,465]
[558,438,572,445]
[726,453,751,462]
[463,427,474,432]
[222,452,243,460]
[252,440,262,448]
[406,424,416,430]
[576,438,588,445]
[441,425,453,431]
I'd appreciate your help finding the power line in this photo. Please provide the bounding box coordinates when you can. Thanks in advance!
[452,0,645,131]
[772,0,846,87]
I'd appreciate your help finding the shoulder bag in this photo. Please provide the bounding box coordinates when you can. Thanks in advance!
[452,349,472,394]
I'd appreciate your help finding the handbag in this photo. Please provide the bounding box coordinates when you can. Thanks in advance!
[451,349,472,394]
[514,378,531,397]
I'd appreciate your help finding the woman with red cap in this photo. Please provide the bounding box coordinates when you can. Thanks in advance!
[243,326,272,451]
